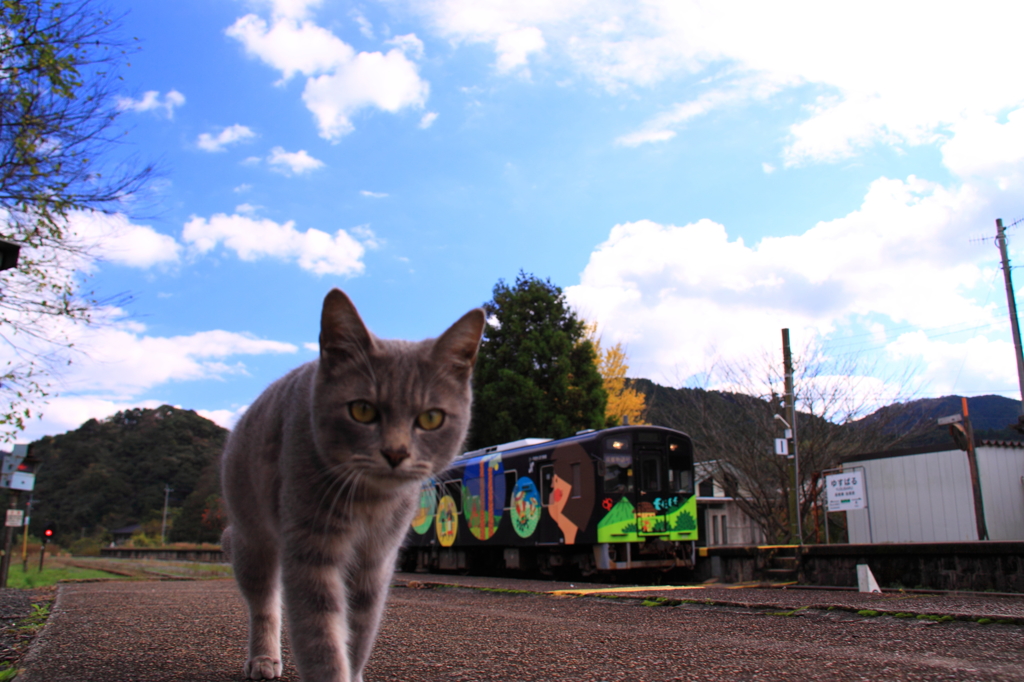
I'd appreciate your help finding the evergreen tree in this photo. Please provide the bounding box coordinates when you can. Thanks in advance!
[468,272,606,450]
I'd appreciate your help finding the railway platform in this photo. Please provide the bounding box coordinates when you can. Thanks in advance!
[11,573,1024,681]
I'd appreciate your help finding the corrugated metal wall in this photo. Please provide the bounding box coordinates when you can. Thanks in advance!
[846,449,978,543]
[977,446,1024,540]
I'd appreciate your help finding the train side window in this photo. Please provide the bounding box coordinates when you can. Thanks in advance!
[668,437,694,494]
[539,464,554,507]
[503,470,518,510]
[444,479,462,514]
[570,462,581,499]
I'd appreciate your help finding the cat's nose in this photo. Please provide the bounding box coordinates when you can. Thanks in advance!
[380,448,410,468]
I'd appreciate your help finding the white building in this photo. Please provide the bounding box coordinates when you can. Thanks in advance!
[695,461,766,546]
[840,440,1024,543]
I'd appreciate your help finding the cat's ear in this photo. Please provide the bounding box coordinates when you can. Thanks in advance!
[320,289,375,362]
[432,308,486,378]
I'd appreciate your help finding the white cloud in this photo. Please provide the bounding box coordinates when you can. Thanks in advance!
[69,211,181,269]
[20,397,168,441]
[227,9,429,139]
[227,13,353,81]
[62,324,298,398]
[303,342,319,352]
[11,316,296,440]
[302,49,430,139]
[182,213,367,276]
[494,26,545,74]
[352,10,375,39]
[617,81,781,147]
[196,405,249,430]
[941,110,1024,184]
[887,332,1018,397]
[387,34,425,60]
[264,0,322,20]
[408,0,1024,166]
[564,173,1001,384]
[419,111,438,129]
[197,124,257,152]
[349,225,382,249]
[360,190,388,198]
[267,146,325,174]
[235,203,261,215]
[615,128,676,147]
[117,90,186,118]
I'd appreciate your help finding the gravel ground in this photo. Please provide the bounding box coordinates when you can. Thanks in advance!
[0,586,54,670]
[392,573,1024,622]
[13,577,1024,681]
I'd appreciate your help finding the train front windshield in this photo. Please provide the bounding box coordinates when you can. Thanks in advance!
[602,430,695,536]
[602,431,694,495]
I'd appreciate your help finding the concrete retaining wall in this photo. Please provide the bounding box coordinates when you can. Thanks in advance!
[698,542,1024,592]
[100,547,226,563]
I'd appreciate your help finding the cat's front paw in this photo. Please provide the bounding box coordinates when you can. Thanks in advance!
[244,656,282,680]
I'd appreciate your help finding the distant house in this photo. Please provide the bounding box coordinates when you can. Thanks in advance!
[110,523,142,546]
[840,440,1024,543]
[694,461,765,547]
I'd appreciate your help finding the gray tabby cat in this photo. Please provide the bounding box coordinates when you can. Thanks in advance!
[221,288,485,681]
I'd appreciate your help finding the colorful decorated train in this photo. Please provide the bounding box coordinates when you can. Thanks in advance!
[401,425,698,576]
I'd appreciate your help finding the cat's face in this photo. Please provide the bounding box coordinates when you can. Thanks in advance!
[312,289,485,492]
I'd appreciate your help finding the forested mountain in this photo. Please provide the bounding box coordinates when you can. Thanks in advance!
[864,394,1024,447]
[20,405,227,545]
[635,378,1024,455]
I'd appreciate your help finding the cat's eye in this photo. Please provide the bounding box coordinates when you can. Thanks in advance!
[416,409,445,431]
[349,400,378,424]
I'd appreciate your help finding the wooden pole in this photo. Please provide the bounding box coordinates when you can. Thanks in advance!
[962,397,989,540]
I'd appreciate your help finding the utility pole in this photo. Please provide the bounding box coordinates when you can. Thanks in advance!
[961,397,989,540]
[995,218,1024,425]
[0,491,20,588]
[161,485,172,546]
[782,328,802,545]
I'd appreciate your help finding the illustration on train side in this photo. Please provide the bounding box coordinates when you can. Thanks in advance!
[402,425,698,575]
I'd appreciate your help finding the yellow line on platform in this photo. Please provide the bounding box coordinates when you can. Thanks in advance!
[549,585,710,596]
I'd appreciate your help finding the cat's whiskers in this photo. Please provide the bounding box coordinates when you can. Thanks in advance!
[313,463,362,530]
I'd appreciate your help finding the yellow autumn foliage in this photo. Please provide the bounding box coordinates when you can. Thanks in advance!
[585,323,647,425]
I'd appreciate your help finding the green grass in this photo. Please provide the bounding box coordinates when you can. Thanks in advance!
[18,602,49,633]
[916,614,955,623]
[4,562,121,588]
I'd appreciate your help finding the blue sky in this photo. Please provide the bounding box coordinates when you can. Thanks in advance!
[11,0,1024,440]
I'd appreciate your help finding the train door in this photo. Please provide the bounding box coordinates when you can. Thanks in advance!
[635,446,670,535]
[538,463,560,544]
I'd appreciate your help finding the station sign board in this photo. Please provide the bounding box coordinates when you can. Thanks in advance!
[826,472,866,511]
[5,510,23,528]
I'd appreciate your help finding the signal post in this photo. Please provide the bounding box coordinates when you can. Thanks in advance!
[0,444,39,587]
